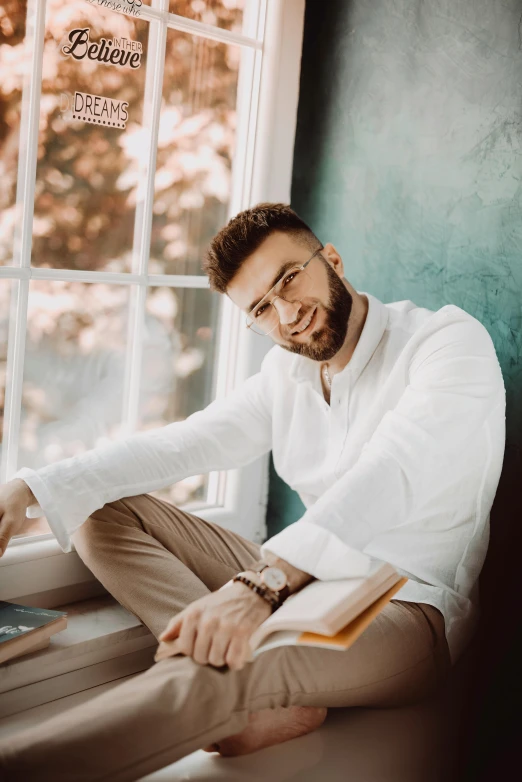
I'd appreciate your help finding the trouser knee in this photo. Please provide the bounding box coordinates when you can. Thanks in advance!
[71,500,131,564]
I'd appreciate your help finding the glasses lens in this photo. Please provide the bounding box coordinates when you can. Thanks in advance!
[248,307,277,335]
[279,267,311,303]
[247,267,312,336]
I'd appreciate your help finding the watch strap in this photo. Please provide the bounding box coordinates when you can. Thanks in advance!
[250,562,269,574]
[269,582,290,604]
[233,574,279,612]
[248,563,291,607]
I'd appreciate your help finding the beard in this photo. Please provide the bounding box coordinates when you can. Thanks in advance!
[280,261,353,362]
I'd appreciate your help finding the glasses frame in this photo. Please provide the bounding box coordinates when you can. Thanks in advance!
[245,246,324,336]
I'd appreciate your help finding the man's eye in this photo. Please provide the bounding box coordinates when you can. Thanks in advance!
[283,271,298,286]
[255,304,268,318]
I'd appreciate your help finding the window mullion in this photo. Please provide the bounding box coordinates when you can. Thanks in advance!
[213,0,266,405]
[122,2,169,436]
[138,4,262,49]
[205,0,267,507]
[165,12,262,49]
[1,0,46,483]
[0,268,211,287]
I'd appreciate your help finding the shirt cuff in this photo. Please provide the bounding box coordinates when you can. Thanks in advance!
[14,467,73,553]
[261,520,371,581]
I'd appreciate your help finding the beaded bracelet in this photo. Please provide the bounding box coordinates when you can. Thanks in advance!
[233,574,280,612]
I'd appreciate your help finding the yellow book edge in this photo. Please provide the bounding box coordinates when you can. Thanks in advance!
[297,576,408,649]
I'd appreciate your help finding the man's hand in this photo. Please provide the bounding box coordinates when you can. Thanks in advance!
[155,581,272,671]
[0,479,35,557]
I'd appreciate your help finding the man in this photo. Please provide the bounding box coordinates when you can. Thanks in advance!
[0,203,505,780]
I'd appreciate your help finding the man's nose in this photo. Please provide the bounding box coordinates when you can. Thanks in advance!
[272,296,302,326]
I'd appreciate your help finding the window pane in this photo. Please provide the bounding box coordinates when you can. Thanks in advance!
[32,0,149,272]
[141,286,221,508]
[0,0,27,267]
[16,281,130,538]
[169,0,246,33]
[151,29,240,275]
[0,280,11,450]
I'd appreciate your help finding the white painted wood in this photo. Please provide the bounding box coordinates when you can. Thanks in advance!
[0,595,157,719]
[0,646,156,719]
[0,673,139,740]
[218,0,307,543]
[0,506,249,605]
[250,0,306,205]
[0,0,45,483]
[0,268,211,286]
[108,1,263,49]
[122,1,168,436]
[2,0,306,599]
[0,596,155,696]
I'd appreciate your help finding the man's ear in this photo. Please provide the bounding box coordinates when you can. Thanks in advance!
[322,243,345,278]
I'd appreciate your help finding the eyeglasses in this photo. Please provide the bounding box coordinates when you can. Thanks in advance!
[246,247,323,336]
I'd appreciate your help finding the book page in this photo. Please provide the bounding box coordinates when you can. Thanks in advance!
[249,561,398,650]
[250,578,408,660]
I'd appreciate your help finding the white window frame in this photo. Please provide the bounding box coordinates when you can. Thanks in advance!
[0,0,305,605]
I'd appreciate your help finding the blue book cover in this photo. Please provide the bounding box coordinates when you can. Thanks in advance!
[0,602,67,646]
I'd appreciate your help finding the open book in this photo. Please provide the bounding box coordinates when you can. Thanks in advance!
[248,561,406,659]
[155,560,407,663]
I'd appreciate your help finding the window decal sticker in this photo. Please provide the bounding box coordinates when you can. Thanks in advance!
[83,0,143,18]
[60,91,129,129]
[60,28,143,70]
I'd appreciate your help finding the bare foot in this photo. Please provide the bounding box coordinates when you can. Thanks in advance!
[203,705,328,757]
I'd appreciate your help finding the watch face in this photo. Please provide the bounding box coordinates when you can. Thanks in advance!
[263,567,287,591]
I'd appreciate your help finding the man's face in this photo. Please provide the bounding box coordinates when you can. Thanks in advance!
[226,231,353,362]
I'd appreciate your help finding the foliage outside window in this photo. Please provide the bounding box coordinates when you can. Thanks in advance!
[0,0,250,539]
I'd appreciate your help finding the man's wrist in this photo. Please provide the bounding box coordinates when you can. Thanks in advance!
[11,478,36,508]
[247,553,313,595]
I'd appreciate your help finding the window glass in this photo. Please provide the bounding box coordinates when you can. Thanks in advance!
[150,29,240,275]
[0,0,27,266]
[16,280,130,537]
[31,0,148,272]
[141,285,221,508]
[169,0,245,33]
[0,280,11,450]
[5,0,249,540]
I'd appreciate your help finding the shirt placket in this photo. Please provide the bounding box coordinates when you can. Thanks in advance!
[326,370,351,478]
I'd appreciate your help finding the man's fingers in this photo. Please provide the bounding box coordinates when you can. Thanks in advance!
[158,614,183,642]
[193,617,218,665]
[176,614,198,657]
[0,519,14,557]
[154,638,182,663]
[225,633,249,671]
[208,630,230,668]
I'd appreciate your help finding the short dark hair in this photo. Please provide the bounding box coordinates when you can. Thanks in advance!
[203,202,320,293]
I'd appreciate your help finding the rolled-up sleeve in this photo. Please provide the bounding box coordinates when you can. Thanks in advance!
[16,351,276,552]
[262,315,505,579]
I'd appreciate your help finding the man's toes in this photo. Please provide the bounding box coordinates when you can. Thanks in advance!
[202,737,250,756]
[200,707,328,757]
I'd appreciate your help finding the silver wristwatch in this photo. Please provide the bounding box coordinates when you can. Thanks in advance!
[250,562,290,605]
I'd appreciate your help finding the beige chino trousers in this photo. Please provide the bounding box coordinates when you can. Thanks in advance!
[0,493,451,782]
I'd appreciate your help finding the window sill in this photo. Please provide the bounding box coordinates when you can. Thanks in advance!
[0,502,266,607]
[0,537,99,605]
[0,595,156,720]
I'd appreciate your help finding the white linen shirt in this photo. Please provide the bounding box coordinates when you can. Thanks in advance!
[16,294,506,662]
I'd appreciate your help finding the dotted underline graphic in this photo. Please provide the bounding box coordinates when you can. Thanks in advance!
[72,114,125,128]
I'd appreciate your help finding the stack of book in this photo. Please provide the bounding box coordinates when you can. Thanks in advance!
[0,602,68,665]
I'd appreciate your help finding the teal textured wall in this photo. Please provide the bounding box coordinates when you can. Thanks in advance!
[266,0,522,538]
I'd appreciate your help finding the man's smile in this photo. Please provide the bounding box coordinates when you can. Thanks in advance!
[291,305,318,337]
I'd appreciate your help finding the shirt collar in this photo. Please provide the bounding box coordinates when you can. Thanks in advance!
[288,292,389,386]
